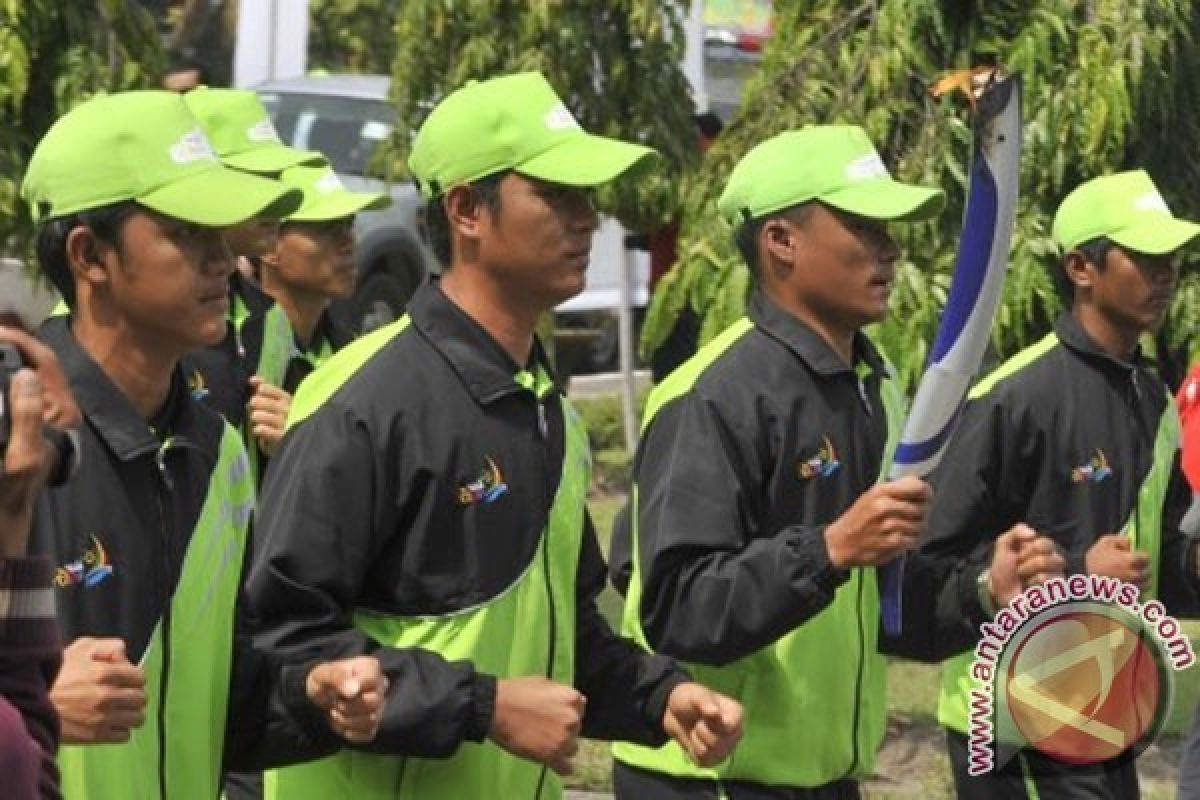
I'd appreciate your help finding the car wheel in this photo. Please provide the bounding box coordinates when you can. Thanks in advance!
[351,271,411,333]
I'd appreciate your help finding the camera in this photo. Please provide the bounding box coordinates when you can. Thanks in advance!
[0,341,80,486]
[0,341,22,451]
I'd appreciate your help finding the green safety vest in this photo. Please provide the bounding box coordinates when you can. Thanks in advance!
[937,340,1178,733]
[58,425,255,799]
[613,318,905,789]
[232,293,293,480]
[265,315,592,800]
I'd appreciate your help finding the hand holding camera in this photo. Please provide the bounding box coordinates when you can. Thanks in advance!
[0,322,81,557]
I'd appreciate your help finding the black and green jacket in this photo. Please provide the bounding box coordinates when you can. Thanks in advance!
[610,291,979,796]
[280,310,354,395]
[925,313,1200,732]
[246,281,688,800]
[185,273,295,478]
[30,317,332,800]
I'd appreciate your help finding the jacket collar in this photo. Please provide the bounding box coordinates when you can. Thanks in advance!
[230,272,275,319]
[1054,313,1147,373]
[748,290,887,377]
[39,316,206,462]
[297,310,353,358]
[407,280,560,405]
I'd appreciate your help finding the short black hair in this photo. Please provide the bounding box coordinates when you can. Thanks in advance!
[1055,236,1112,304]
[422,171,507,267]
[732,202,814,280]
[164,52,208,81]
[35,201,139,309]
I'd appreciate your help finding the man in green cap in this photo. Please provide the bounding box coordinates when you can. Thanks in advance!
[22,90,389,800]
[184,87,326,464]
[924,169,1200,799]
[258,164,390,394]
[609,125,1063,799]
[243,71,745,800]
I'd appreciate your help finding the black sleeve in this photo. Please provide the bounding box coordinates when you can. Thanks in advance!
[920,394,1028,561]
[879,545,992,662]
[574,512,688,745]
[636,392,848,667]
[223,522,341,771]
[1156,457,1200,617]
[243,403,495,760]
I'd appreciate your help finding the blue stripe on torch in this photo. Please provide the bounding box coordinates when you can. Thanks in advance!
[880,118,1010,637]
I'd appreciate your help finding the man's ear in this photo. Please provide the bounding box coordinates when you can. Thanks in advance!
[444,185,486,242]
[761,217,796,281]
[1064,250,1095,293]
[64,226,112,289]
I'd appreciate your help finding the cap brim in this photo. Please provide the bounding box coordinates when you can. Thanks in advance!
[1110,217,1200,255]
[289,190,391,221]
[822,179,945,221]
[138,165,303,226]
[517,133,657,187]
[223,145,325,175]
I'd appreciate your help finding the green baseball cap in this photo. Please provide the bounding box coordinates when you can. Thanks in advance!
[279,165,391,221]
[717,125,945,227]
[1052,170,1200,255]
[184,87,324,174]
[23,91,302,226]
[408,71,657,197]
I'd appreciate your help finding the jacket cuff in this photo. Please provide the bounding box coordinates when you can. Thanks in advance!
[808,526,851,593]
[644,661,692,741]
[956,561,991,629]
[1065,547,1088,580]
[465,672,497,743]
[280,660,342,747]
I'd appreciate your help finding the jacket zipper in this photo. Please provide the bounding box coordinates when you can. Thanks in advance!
[845,573,867,776]
[1128,370,1150,547]
[153,442,176,800]
[844,372,873,777]
[533,395,553,800]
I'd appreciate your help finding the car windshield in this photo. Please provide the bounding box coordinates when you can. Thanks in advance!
[258,91,395,176]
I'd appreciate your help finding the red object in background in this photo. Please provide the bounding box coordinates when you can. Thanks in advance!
[647,224,680,292]
[1178,364,1200,492]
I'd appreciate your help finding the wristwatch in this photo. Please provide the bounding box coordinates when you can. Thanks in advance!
[976,567,999,617]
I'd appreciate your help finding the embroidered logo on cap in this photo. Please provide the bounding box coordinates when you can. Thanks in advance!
[247,118,282,143]
[316,172,345,194]
[845,153,888,182]
[169,128,218,165]
[544,104,580,131]
[1133,192,1169,214]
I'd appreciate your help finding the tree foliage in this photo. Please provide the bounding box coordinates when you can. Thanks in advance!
[642,0,1200,387]
[309,0,402,74]
[0,0,162,256]
[384,0,699,231]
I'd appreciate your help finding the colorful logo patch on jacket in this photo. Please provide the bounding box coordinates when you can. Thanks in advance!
[458,456,509,505]
[188,367,210,401]
[55,535,114,588]
[799,436,841,480]
[1071,449,1113,484]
